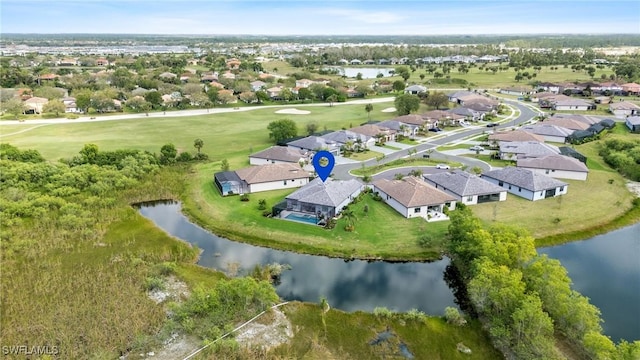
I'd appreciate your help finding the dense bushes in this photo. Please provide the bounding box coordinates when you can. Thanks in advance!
[599,138,640,181]
[448,206,639,359]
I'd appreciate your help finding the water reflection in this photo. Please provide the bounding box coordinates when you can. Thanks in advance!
[540,223,640,342]
[137,201,457,315]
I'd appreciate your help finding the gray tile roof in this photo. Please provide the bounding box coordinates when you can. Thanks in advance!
[286,178,362,207]
[249,146,309,163]
[235,163,309,184]
[287,136,338,151]
[424,170,506,197]
[321,130,371,145]
[376,120,418,131]
[489,130,545,143]
[517,155,589,173]
[499,141,560,157]
[373,177,455,207]
[626,116,640,125]
[482,167,567,192]
[610,101,640,110]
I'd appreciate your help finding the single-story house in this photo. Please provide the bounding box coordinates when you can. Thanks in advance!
[376,120,420,137]
[287,136,341,155]
[422,110,466,126]
[321,130,375,151]
[535,82,561,94]
[250,80,266,92]
[481,167,568,201]
[517,154,589,181]
[625,116,640,133]
[23,96,49,114]
[521,124,574,143]
[586,123,606,135]
[373,177,456,220]
[488,130,545,144]
[609,101,640,118]
[552,99,592,111]
[214,163,310,196]
[541,118,590,131]
[499,141,560,160]
[621,83,640,95]
[448,107,484,121]
[567,130,598,143]
[284,178,363,219]
[499,87,531,96]
[249,146,310,165]
[236,163,310,194]
[404,84,427,95]
[295,79,314,88]
[599,118,616,129]
[423,170,507,205]
[349,124,396,143]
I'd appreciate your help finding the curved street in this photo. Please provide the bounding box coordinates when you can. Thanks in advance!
[332,99,541,180]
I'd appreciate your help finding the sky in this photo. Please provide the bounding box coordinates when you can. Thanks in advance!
[1,0,639,35]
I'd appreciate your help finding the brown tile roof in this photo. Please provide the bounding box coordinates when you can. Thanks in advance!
[249,146,309,163]
[489,130,545,143]
[541,118,590,130]
[235,163,309,184]
[373,176,455,208]
[421,110,464,121]
[393,114,426,125]
[350,124,394,137]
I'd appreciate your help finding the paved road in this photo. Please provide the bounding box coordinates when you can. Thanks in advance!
[333,100,541,180]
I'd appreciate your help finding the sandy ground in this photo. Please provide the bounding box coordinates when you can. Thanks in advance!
[274,108,311,115]
[234,307,293,351]
[626,181,640,197]
[148,275,190,304]
[381,107,396,113]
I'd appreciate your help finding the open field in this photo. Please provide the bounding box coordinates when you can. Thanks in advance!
[270,302,503,359]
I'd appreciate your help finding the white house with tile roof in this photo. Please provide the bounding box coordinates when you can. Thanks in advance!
[285,178,363,219]
[521,124,575,143]
[230,163,310,194]
[249,146,311,166]
[481,167,568,201]
[423,170,507,205]
[517,154,589,181]
[499,141,560,160]
[373,177,456,220]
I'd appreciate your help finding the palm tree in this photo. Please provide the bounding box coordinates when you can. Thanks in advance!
[342,209,357,231]
[193,138,204,154]
[365,103,373,120]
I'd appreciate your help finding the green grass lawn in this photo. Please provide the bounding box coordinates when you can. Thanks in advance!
[182,162,447,261]
[350,157,462,177]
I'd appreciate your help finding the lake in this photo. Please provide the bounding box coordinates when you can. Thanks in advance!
[539,223,640,342]
[137,201,640,342]
[138,201,457,315]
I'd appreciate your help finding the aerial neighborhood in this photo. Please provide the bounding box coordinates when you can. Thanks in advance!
[2,29,640,360]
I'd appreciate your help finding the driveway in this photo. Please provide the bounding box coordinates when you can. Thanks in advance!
[369,145,396,155]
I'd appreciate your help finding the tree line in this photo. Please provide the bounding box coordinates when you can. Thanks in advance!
[448,205,639,359]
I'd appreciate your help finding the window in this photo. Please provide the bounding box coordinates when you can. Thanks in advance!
[414,208,421,213]
[560,186,565,192]
[545,170,550,174]
[466,196,473,202]
[508,185,512,190]
[498,181,504,186]
[518,187,522,192]
[283,180,287,185]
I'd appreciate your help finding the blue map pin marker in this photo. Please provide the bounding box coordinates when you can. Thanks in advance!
[312,150,335,182]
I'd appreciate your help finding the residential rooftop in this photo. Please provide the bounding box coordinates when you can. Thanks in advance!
[482,167,567,192]
[423,170,506,197]
[373,176,455,208]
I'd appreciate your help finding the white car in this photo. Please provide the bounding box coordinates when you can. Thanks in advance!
[435,164,450,170]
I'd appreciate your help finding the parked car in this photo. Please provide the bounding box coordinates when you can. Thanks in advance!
[429,127,443,132]
[435,164,450,170]
[486,123,498,127]
[469,145,485,151]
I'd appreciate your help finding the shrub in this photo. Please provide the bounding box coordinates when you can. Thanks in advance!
[403,308,428,323]
[417,235,435,248]
[373,306,395,319]
[444,306,467,326]
[262,210,271,217]
[65,113,80,119]
[144,276,164,291]
[258,199,267,210]
[240,194,249,202]
[177,152,193,162]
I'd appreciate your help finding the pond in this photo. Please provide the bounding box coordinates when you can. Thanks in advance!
[539,223,640,342]
[325,67,395,79]
[137,201,457,315]
[137,201,640,342]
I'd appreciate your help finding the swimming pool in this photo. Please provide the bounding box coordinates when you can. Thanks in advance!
[285,213,318,225]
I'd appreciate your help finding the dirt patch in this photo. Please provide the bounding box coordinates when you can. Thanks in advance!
[234,307,293,351]
[274,108,311,115]
[626,181,640,197]
[381,107,396,113]
[148,333,202,360]
[148,275,190,304]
